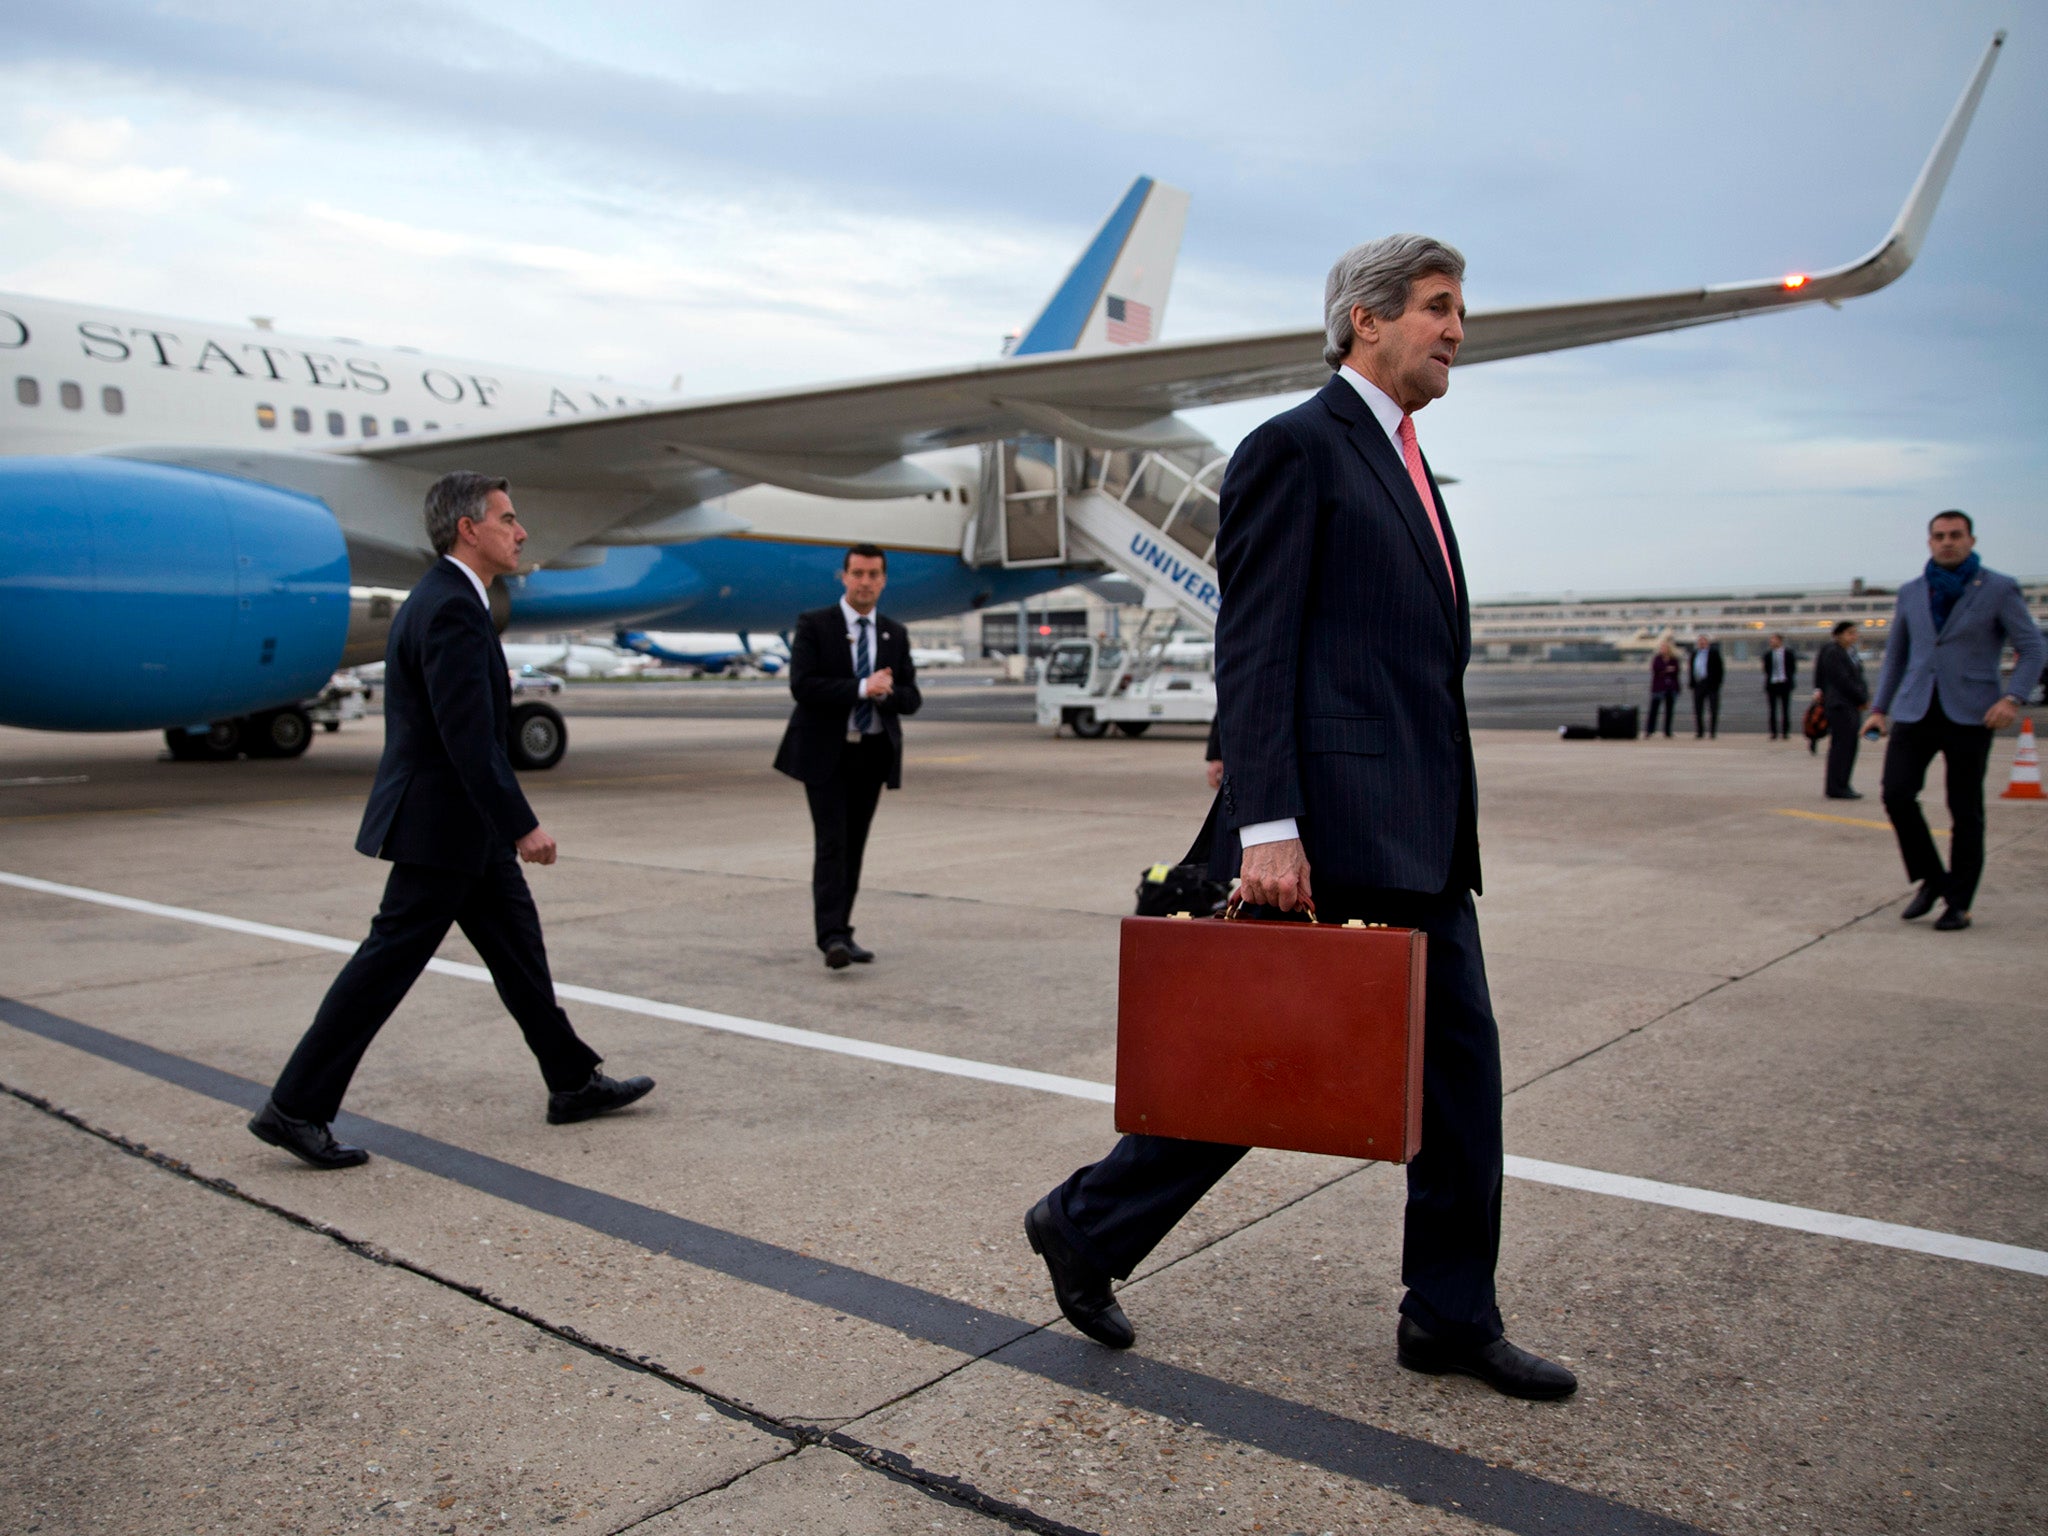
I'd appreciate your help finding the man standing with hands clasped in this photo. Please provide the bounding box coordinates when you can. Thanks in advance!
[775,545,922,969]
[250,472,654,1169]
[1024,235,1575,1400]
[1867,511,2045,931]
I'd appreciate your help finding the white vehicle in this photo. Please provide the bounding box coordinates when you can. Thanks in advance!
[305,672,370,733]
[1036,631,1215,738]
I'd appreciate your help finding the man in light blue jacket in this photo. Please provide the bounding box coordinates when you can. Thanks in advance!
[1868,511,2046,931]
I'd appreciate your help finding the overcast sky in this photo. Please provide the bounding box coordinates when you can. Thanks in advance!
[2,1,2039,596]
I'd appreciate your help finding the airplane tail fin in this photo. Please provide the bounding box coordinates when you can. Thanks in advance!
[1011,176,1190,356]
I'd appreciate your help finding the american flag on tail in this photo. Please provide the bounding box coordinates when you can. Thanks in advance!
[1104,294,1153,346]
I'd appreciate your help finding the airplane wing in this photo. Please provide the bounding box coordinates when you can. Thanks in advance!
[354,33,2000,510]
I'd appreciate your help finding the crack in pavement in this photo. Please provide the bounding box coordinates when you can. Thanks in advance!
[0,1078,1107,1536]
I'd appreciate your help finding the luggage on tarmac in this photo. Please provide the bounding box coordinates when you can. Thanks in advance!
[1134,862,1229,918]
[1597,705,1640,740]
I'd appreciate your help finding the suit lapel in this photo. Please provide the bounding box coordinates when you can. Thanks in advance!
[1319,379,1458,631]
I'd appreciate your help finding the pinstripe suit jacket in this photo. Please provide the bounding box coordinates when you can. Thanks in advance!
[1213,375,1479,896]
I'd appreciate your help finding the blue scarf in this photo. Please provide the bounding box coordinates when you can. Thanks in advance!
[1925,552,1980,631]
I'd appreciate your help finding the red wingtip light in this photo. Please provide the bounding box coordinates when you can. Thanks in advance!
[1782,273,1809,290]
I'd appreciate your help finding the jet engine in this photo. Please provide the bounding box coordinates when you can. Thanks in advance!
[0,457,351,731]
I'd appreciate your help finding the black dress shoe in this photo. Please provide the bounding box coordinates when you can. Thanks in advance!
[843,940,875,964]
[1933,906,1972,931]
[1825,789,1864,800]
[1025,1198,1133,1350]
[823,940,852,970]
[1397,1316,1577,1400]
[248,1100,369,1170]
[1901,878,1945,921]
[547,1070,655,1125]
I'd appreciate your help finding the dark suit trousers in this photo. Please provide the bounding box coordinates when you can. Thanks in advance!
[1882,700,1993,910]
[1646,691,1676,737]
[1766,683,1794,738]
[1824,704,1862,795]
[1692,687,1721,737]
[1045,885,1506,1347]
[805,734,892,948]
[271,858,600,1122]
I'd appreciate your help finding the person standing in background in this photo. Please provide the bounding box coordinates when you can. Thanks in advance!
[774,545,923,970]
[1688,633,1724,739]
[1867,511,2045,931]
[1761,633,1799,740]
[1647,636,1681,738]
[1813,621,1869,799]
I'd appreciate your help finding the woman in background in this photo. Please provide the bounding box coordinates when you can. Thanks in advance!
[1647,636,1681,738]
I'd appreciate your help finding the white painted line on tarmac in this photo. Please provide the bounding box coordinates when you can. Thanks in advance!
[0,870,1115,1103]
[4,867,2043,1277]
[1500,1156,2047,1276]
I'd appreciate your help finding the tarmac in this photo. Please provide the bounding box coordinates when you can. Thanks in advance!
[0,708,2042,1536]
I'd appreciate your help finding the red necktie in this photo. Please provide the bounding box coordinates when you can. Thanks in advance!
[1397,414,1456,599]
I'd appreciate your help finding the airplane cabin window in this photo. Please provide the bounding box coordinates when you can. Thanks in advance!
[326,410,345,436]
[392,418,410,434]
[292,407,312,433]
[360,415,378,437]
[59,382,83,410]
[423,421,439,431]
[256,404,278,430]
[14,377,37,406]
[101,386,124,415]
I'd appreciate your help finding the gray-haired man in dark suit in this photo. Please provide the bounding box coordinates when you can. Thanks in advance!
[1868,511,2045,930]
[1023,234,1573,1400]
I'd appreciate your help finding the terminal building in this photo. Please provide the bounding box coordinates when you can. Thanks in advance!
[919,576,2048,667]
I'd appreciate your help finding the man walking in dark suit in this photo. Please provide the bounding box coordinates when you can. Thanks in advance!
[774,545,922,970]
[1024,235,1574,1400]
[1688,633,1725,738]
[1868,511,2045,930]
[249,473,654,1169]
[1813,621,1870,799]
[1761,633,1799,739]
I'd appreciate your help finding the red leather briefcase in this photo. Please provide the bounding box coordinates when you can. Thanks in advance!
[1114,909,1426,1162]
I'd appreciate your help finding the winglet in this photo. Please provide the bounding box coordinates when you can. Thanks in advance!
[1714,30,2004,302]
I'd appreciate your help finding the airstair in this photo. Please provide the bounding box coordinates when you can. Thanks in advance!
[971,435,1227,633]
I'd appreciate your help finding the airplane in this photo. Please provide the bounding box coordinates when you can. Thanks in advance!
[500,641,657,681]
[0,34,2004,768]
[614,631,790,675]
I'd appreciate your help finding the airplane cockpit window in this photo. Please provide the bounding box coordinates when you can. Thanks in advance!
[256,404,278,430]
[360,415,379,437]
[13,377,37,406]
[392,418,410,434]
[326,410,345,436]
[101,386,124,415]
[292,407,312,433]
[59,382,83,411]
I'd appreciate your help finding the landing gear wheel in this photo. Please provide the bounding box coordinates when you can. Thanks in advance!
[1114,721,1150,737]
[164,720,243,761]
[248,707,313,759]
[508,701,568,770]
[1068,709,1109,739]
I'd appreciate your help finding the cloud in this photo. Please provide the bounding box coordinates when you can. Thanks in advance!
[0,111,228,211]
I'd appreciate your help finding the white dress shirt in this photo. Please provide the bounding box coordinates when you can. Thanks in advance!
[839,596,884,736]
[445,554,490,610]
[1236,367,1413,852]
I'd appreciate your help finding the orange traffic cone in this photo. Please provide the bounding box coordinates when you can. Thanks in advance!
[2001,718,2044,800]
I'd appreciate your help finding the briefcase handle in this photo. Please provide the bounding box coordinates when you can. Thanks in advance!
[1222,892,1319,924]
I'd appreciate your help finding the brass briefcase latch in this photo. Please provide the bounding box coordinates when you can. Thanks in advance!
[1342,920,1389,929]
[1170,911,1193,920]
